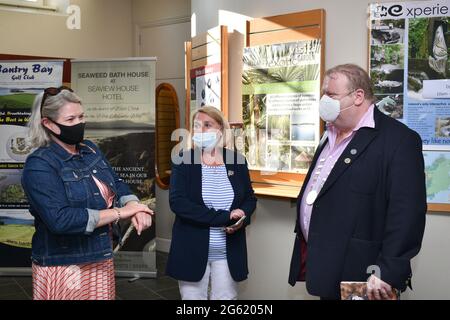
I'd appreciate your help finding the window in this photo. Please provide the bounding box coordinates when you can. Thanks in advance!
[0,0,44,7]
[0,0,61,12]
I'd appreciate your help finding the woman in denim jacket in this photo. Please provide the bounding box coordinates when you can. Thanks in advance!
[21,87,153,300]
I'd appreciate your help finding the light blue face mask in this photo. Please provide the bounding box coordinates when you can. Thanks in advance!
[192,131,219,150]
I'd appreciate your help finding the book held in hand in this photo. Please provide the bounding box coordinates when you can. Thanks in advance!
[340,281,399,300]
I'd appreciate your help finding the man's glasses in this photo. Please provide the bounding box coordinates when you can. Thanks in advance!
[40,86,74,117]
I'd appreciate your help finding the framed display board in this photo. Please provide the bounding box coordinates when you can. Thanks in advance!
[243,9,326,199]
[185,25,228,129]
[368,1,450,212]
[155,82,180,189]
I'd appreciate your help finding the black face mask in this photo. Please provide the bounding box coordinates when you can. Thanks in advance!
[48,120,85,145]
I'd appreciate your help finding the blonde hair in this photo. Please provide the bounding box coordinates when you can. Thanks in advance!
[325,64,375,101]
[189,106,232,149]
[28,89,82,148]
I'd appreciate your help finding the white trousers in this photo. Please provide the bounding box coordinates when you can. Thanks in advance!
[178,259,238,300]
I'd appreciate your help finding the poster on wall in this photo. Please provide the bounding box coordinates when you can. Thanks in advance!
[423,150,450,204]
[0,60,63,268]
[190,63,221,120]
[71,58,157,277]
[242,39,322,173]
[369,0,450,205]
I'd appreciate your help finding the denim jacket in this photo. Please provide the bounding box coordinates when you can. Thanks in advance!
[21,140,139,266]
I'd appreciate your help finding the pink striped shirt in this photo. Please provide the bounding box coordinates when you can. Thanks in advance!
[92,175,115,208]
[299,105,375,241]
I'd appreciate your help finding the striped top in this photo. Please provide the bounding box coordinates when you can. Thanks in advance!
[92,175,115,208]
[201,164,234,261]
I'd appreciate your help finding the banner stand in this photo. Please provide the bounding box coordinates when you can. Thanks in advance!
[71,57,158,279]
[0,268,31,276]
[0,60,65,277]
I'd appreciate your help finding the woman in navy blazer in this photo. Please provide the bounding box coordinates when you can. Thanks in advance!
[166,106,257,300]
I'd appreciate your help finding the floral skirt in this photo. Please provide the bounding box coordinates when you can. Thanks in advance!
[32,258,115,300]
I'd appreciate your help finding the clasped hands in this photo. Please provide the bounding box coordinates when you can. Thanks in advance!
[224,209,246,234]
[119,201,154,235]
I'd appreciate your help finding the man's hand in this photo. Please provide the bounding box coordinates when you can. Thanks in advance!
[367,275,397,300]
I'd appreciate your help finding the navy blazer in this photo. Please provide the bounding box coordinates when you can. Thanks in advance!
[289,107,427,298]
[166,148,257,282]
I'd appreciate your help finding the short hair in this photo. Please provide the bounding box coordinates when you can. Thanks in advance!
[325,64,375,101]
[190,106,232,149]
[28,89,82,148]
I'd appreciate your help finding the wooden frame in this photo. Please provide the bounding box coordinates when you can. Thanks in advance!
[155,83,180,190]
[245,9,326,199]
[185,25,228,130]
[429,203,450,212]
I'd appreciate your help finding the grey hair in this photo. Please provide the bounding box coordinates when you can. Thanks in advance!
[28,89,82,148]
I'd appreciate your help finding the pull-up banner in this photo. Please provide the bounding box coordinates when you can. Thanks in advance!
[0,60,64,271]
[71,58,157,277]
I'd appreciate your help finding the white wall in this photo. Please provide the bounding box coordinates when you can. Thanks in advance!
[0,0,133,58]
[192,0,371,70]
[132,0,190,25]
[191,0,450,300]
[131,0,191,253]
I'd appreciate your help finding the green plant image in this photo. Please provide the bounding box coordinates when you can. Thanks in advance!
[268,115,290,141]
[242,39,321,172]
[371,44,404,67]
[0,184,27,203]
[0,224,34,249]
[409,18,430,60]
[243,94,267,168]
[408,17,449,93]
[0,93,36,110]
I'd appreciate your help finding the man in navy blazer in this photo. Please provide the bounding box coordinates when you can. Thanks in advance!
[288,64,427,300]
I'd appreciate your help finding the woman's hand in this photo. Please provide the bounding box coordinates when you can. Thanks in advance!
[98,202,153,229]
[225,217,245,234]
[230,209,245,220]
[121,201,153,219]
[123,201,154,235]
[226,209,246,234]
[131,211,153,235]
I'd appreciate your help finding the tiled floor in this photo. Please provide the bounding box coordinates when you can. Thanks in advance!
[0,251,180,300]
